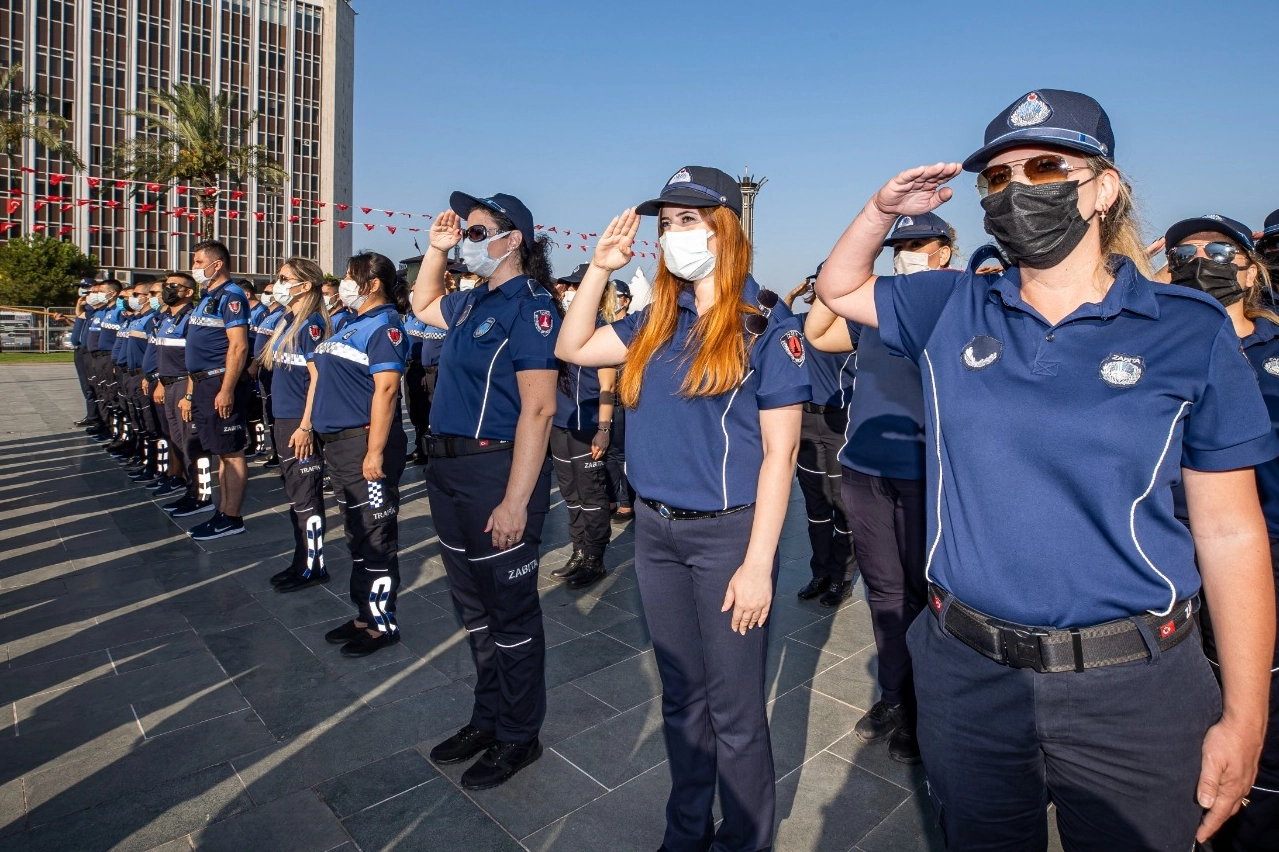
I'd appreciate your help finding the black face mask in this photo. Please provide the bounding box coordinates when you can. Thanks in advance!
[980,180,1095,270]
[160,284,182,307]
[1169,258,1245,307]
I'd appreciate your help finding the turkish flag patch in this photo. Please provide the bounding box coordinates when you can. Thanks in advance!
[387,327,402,346]
[780,329,806,366]
[228,300,241,314]
[930,593,942,612]
[308,325,321,341]
[534,309,553,337]
[1159,620,1176,639]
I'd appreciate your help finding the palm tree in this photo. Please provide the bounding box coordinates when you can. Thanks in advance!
[0,63,85,170]
[108,83,285,239]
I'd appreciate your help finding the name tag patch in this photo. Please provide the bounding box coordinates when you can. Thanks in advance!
[961,335,1003,371]
[1099,353,1144,388]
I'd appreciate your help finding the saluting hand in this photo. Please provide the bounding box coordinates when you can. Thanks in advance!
[429,211,462,252]
[871,162,962,218]
[592,209,640,272]
[722,562,774,636]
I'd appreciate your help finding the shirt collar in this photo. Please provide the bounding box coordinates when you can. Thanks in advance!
[350,302,397,323]
[987,256,1160,321]
[675,274,763,314]
[492,274,536,300]
[1243,315,1279,348]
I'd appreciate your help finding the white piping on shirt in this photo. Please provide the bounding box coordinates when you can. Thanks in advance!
[575,365,583,430]
[475,339,509,439]
[720,369,754,510]
[1132,400,1191,618]
[837,349,859,462]
[922,351,943,583]
[837,350,855,409]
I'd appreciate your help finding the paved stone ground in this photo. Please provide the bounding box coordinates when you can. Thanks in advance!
[0,364,1048,852]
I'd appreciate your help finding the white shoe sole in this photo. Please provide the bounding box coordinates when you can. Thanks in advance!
[189,525,246,541]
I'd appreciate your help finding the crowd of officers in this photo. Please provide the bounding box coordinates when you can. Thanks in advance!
[59,86,1279,852]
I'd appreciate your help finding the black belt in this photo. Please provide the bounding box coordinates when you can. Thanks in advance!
[159,375,185,386]
[803,403,842,414]
[125,368,142,377]
[426,434,512,459]
[423,365,438,374]
[318,426,369,443]
[640,497,753,521]
[190,368,227,382]
[928,583,1198,674]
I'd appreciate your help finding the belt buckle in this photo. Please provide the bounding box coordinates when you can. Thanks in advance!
[999,626,1047,672]
[657,502,673,520]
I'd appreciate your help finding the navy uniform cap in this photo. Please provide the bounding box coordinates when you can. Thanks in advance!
[449,191,536,250]
[611,279,631,297]
[558,263,591,286]
[883,212,952,247]
[963,89,1115,173]
[635,166,743,218]
[1262,209,1279,241]
[1164,215,1255,252]
[810,260,826,280]
[446,259,471,275]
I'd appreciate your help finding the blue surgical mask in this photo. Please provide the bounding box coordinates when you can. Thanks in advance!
[149,296,162,312]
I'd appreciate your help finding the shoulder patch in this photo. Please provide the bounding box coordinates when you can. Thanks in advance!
[387,327,402,346]
[309,324,321,341]
[961,335,1003,371]
[228,300,241,314]
[1099,353,1144,388]
[780,329,806,366]
[534,309,553,337]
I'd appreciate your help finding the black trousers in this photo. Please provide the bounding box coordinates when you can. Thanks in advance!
[403,363,435,455]
[73,347,100,422]
[909,605,1219,851]
[797,409,856,583]
[324,424,407,633]
[634,501,776,852]
[840,468,926,708]
[275,418,327,578]
[425,449,552,744]
[549,426,611,557]
[162,379,206,500]
[603,405,634,508]
[91,354,120,426]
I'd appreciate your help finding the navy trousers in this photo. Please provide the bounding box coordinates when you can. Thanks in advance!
[908,602,1220,851]
[797,409,856,583]
[549,426,611,558]
[425,449,552,744]
[634,501,776,852]
[73,347,100,422]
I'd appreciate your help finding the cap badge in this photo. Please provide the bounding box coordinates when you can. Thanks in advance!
[1099,353,1144,388]
[533,309,553,337]
[473,317,496,338]
[668,168,692,185]
[1263,357,1279,377]
[961,335,1003,371]
[780,330,806,367]
[1008,92,1052,128]
[1205,214,1223,222]
[895,216,914,231]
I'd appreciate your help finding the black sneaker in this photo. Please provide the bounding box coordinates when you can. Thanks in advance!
[461,739,542,790]
[275,572,330,593]
[854,701,904,743]
[797,577,830,600]
[150,478,182,497]
[324,620,364,644]
[550,550,584,580]
[189,512,245,540]
[888,722,921,765]
[566,555,606,589]
[261,454,280,470]
[91,432,113,443]
[430,724,498,765]
[819,580,854,608]
[340,629,400,658]
[74,417,98,427]
[130,469,158,483]
[270,565,300,585]
[166,497,214,517]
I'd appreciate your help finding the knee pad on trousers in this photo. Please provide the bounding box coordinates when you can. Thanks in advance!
[303,514,325,578]
[252,420,266,448]
[367,575,397,634]
[156,438,169,469]
[197,456,213,502]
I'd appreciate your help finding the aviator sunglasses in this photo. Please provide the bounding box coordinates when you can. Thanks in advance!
[462,224,510,243]
[744,289,780,336]
[1165,241,1243,271]
[977,154,1090,198]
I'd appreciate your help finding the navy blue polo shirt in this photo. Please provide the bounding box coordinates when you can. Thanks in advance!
[141,315,160,376]
[269,310,328,419]
[612,277,812,512]
[431,274,560,441]
[95,304,125,353]
[84,310,103,351]
[874,257,1279,628]
[252,304,285,360]
[331,307,352,333]
[403,314,427,363]
[308,304,407,432]
[111,314,132,365]
[123,311,159,370]
[71,308,89,348]
[807,346,856,410]
[555,315,609,432]
[1241,317,1279,537]
[186,281,250,373]
[154,306,193,378]
[839,322,926,481]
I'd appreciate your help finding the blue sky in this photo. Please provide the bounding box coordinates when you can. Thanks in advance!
[349,0,1277,288]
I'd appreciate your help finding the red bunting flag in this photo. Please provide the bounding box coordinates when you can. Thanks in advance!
[89,226,99,233]
[106,200,121,209]
[146,183,161,193]
[565,244,573,250]
[87,177,101,189]
[384,210,394,217]
[34,201,45,211]
[408,227,421,233]
[0,222,12,234]
[387,226,396,234]
[228,211,239,219]
[49,173,66,185]
[203,187,217,197]
[202,208,215,217]
[317,201,326,208]
[173,207,186,217]
[337,203,349,211]
[534,225,544,230]
[58,225,72,236]
[5,200,18,214]
[402,212,411,218]
[231,190,244,200]
[290,197,301,206]
[19,166,35,174]
[77,198,90,206]
[8,189,20,197]
[139,203,157,213]
[364,223,375,231]
[313,218,324,225]
[288,214,299,223]
[360,207,371,215]
[60,203,72,212]
[114,180,127,189]
[548,227,557,233]
[32,223,45,231]
[175,186,187,195]
[339,221,349,229]
[254,212,265,222]
[187,214,196,222]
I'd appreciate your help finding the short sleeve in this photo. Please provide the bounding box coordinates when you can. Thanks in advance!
[1182,320,1279,471]
[873,270,964,362]
[610,309,645,347]
[221,291,250,329]
[510,299,559,372]
[752,313,812,410]
[366,322,407,374]
[298,316,323,357]
[440,291,468,328]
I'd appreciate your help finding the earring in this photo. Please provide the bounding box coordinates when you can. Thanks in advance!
[1099,210,1107,222]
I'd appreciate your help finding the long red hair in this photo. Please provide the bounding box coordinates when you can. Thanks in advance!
[619,206,756,407]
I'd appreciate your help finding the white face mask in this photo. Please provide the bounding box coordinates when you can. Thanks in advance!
[461,232,513,279]
[659,228,717,282]
[323,294,338,310]
[191,264,212,285]
[272,280,297,307]
[260,293,274,307]
[561,289,575,308]
[458,277,478,291]
[86,292,107,307]
[892,248,940,276]
[127,295,145,311]
[338,278,367,311]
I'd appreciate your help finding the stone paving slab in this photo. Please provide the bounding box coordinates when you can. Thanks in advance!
[0,364,1057,852]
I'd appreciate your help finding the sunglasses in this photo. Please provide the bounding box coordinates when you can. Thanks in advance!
[462,225,510,243]
[1166,241,1241,270]
[1258,239,1279,263]
[744,289,782,336]
[977,155,1089,198]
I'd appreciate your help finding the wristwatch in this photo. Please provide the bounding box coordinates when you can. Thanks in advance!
[183,393,193,401]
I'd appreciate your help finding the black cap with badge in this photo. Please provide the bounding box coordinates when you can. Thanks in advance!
[557,263,591,286]
[963,89,1116,173]
[1261,210,1279,243]
[635,166,743,218]
[449,191,536,249]
[1164,214,1255,252]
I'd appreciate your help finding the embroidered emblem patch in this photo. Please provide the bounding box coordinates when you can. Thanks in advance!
[1099,354,1144,388]
[534,309,553,337]
[895,215,914,231]
[309,325,321,341]
[668,168,692,185]
[1264,357,1279,377]
[473,317,496,338]
[780,330,806,366]
[1008,91,1052,128]
[455,303,473,327]
[961,335,1003,371]
[228,300,241,314]
[386,327,402,346]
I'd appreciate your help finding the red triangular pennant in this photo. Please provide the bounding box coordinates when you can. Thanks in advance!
[364,223,375,231]
[231,189,245,200]
[146,183,162,193]
[361,207,372,215]
[337,203,349,211]
[49,173,66,186]
[288,214,299,222]
[87,177,101,189]
[339,221,349,229]
[254,211,265,222]
[387,226,396,234]
[176,186,188,195]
